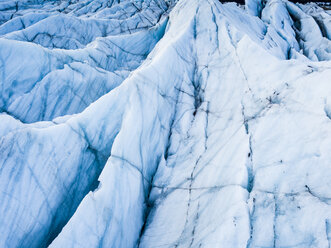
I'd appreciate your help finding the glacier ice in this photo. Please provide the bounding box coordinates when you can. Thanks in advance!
[0,0,331,247]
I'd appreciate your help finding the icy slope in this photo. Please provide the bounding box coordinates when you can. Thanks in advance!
[0,0,331,247]
[0,0,172,123]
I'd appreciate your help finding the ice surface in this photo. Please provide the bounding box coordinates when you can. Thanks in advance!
[0,1,171,123]
[0,0,330,247]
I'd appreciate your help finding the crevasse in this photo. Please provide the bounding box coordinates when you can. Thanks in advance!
[0,0,330,247]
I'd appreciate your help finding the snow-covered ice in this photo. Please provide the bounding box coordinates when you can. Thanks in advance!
[0,0,330,247]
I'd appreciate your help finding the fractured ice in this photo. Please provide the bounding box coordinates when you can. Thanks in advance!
[0,0,330,247]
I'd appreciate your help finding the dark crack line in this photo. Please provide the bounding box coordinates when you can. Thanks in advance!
[137,70,185,247]
[273,195,279,248]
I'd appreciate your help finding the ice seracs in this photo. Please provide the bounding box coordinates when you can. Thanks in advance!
[0,0,331,247]
[0,0,172,123]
